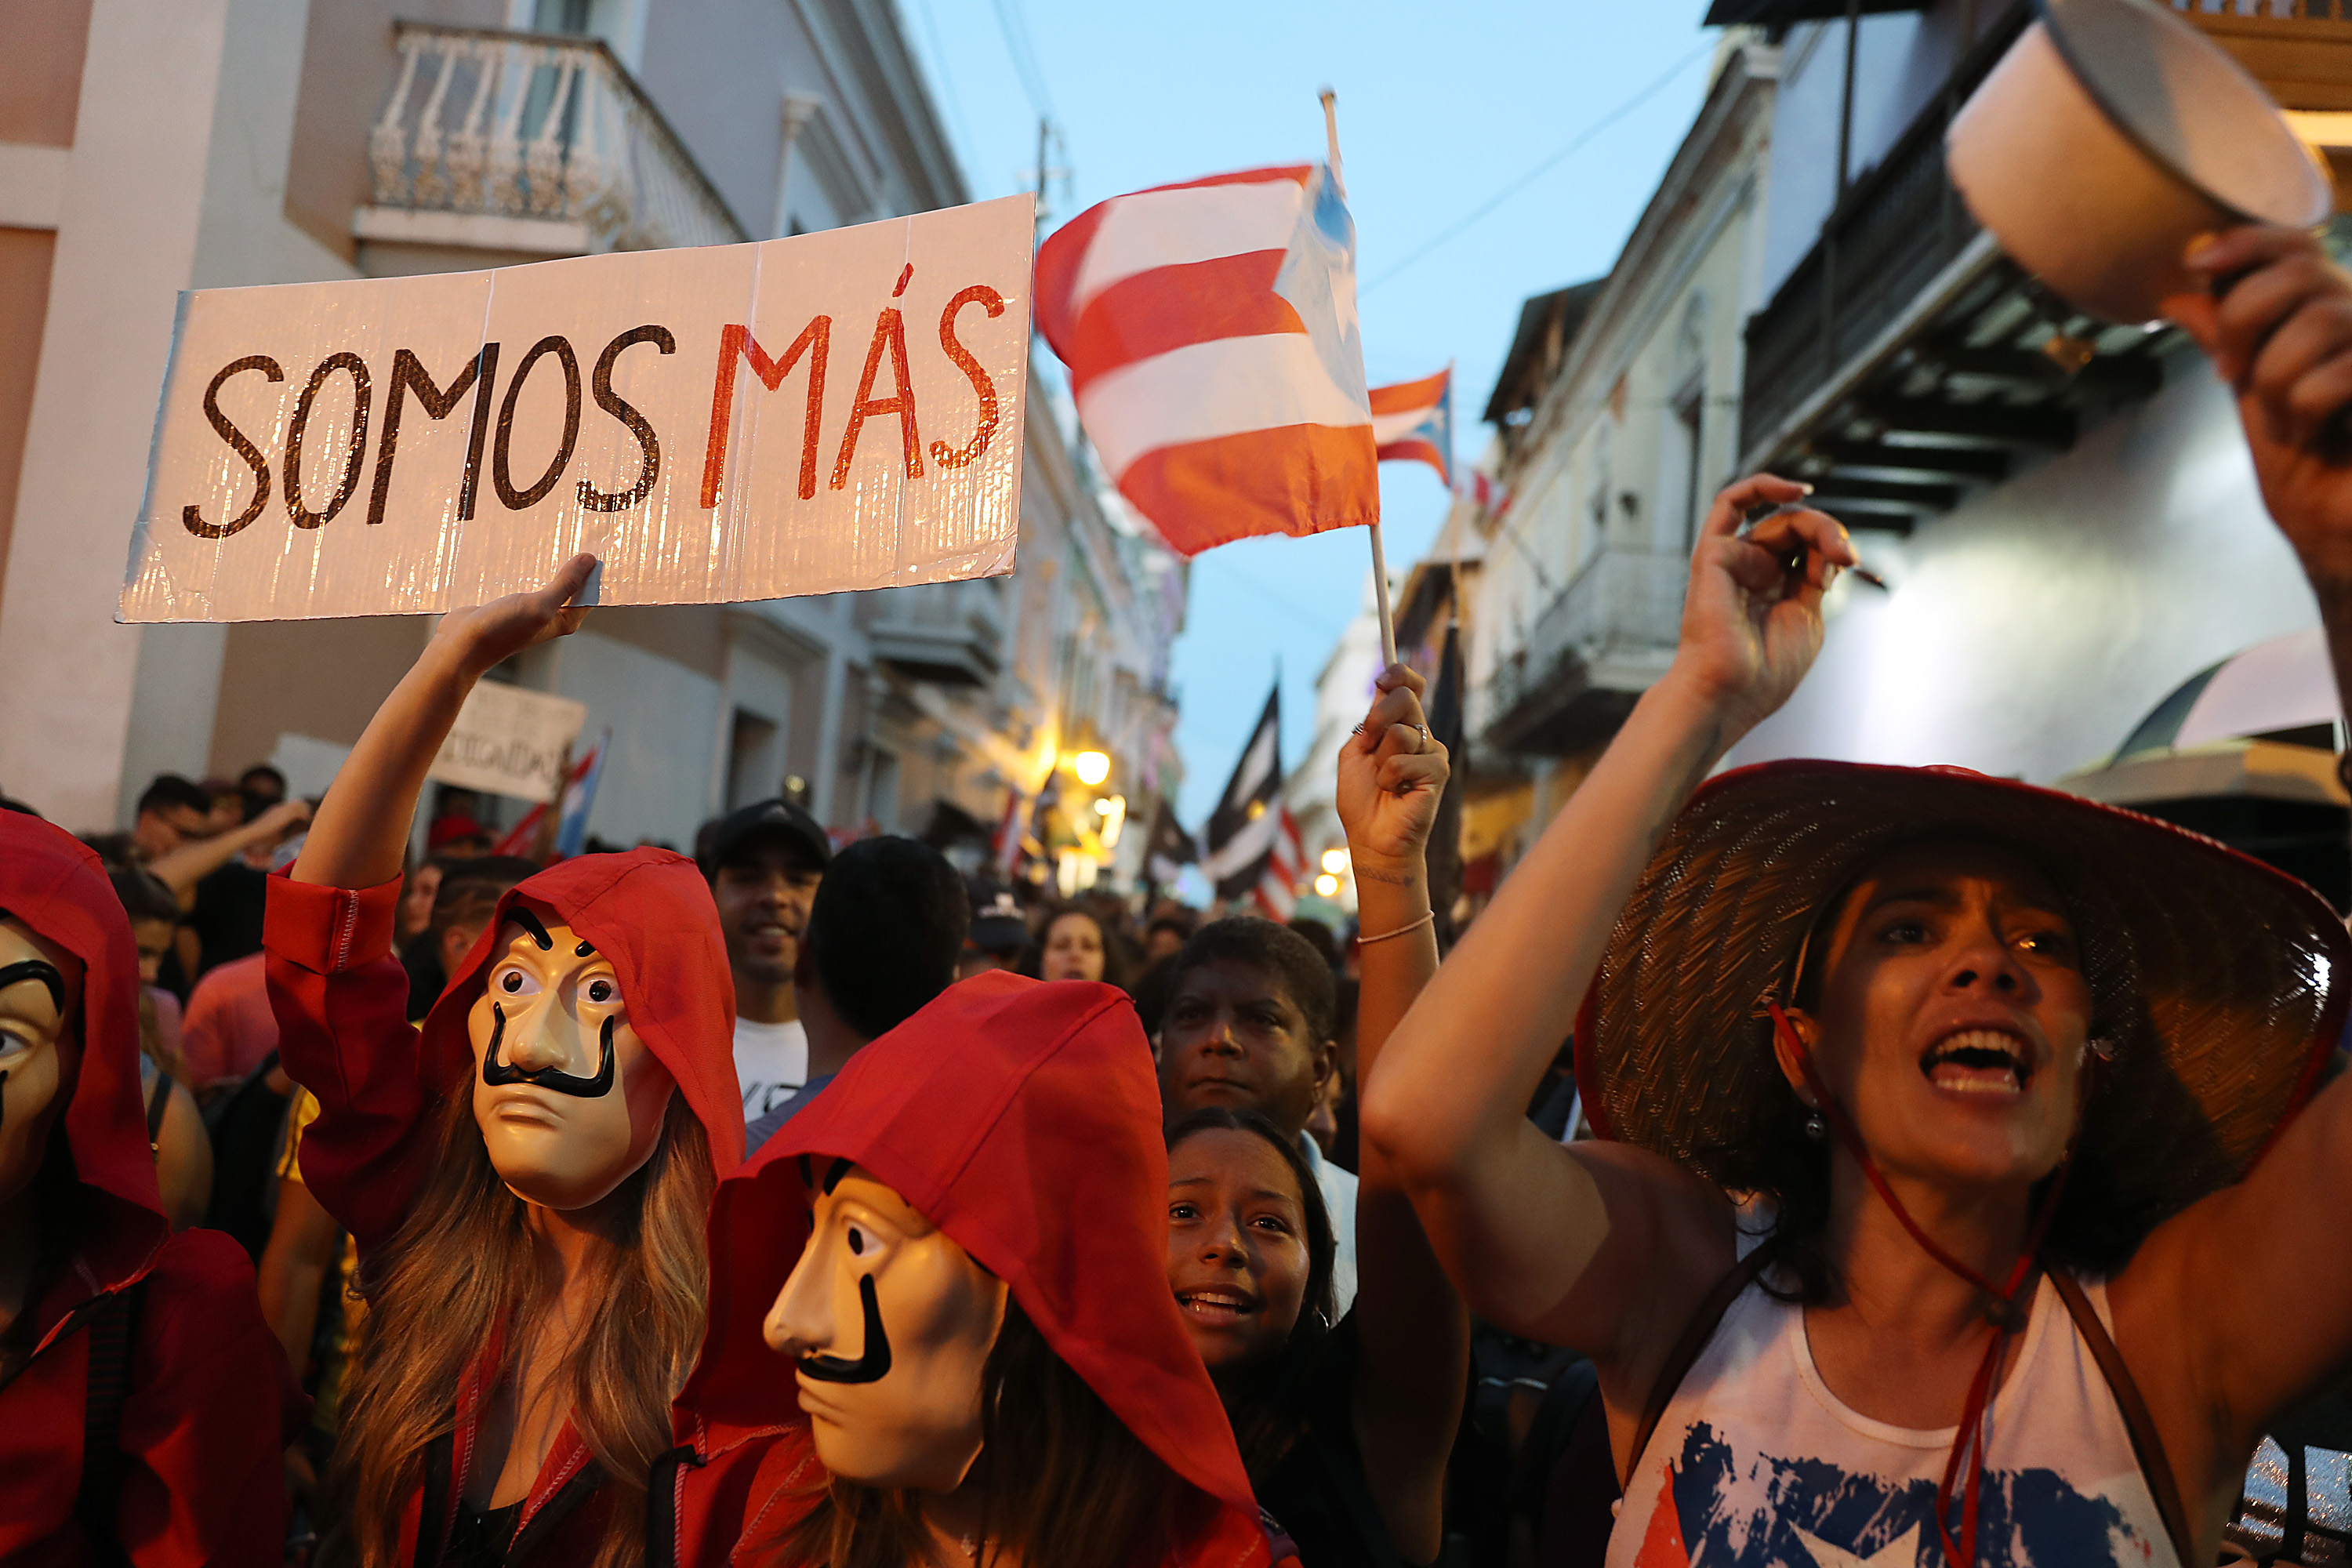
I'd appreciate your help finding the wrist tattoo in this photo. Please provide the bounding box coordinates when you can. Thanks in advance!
[1354,863,1422,887]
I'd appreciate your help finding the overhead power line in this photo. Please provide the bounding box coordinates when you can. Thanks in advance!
[990,0,1057,122]
[910,0,984,190]
[1363,38,1717,296]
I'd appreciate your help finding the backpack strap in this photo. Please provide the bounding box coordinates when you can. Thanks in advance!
[1624,1244,1771,1486]
[644,1446,692,1568]
[2047,1269,2196,1568]
[77,1281,146,1568]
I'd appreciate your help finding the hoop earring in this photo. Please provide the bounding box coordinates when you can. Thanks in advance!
[2087,1036,2115,1063]
[1803,1110,1828,1142]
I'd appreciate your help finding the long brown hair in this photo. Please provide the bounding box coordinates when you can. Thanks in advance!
[319,1088,713,1568]
[768,1298,1212,1568]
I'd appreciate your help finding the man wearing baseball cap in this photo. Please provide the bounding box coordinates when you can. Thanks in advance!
[699,798,829,1123]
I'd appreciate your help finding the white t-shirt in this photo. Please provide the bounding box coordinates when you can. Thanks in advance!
[733,1017,808,1122]
[1298,1133,1359,1320]
[1610,1200,2176,1568]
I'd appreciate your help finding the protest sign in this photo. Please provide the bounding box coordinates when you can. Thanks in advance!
[428,681,588,803]
[121,194,1034,622]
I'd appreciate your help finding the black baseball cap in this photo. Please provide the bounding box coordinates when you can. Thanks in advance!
[700,798,831,879]
[966,881,1029,956]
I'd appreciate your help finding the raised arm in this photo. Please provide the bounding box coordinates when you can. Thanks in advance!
[1334,663,1464,1564]
[293,554,594,890]
[1360,479,1852,1367]
[2132,226,2352,1490]
[267,557,593,1250]
[146,797,312,905]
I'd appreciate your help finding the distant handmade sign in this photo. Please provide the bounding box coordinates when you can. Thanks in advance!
[120,194,1034,622]
[429,681,587,804]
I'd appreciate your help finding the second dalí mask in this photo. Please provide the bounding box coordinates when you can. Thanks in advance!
[765,1160,1008,1490]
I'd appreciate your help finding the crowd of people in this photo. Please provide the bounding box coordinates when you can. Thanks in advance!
[5,221,2352,1567]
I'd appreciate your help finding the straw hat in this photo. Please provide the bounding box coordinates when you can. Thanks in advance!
[1574,760,2350,1225]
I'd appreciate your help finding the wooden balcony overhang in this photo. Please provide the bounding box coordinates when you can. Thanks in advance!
[1703,0,1928,22]
[1748,255,2180,533]
[1731,4,2188,534]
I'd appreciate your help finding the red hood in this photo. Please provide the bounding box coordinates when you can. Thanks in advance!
[678,970,1258,1521]
[0,815,165,1291]
[419,848,745,1174]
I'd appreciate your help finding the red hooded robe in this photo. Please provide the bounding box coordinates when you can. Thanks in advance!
[265,847,743,1566]
[0,815,305,1567]
[659,970,1292,1567]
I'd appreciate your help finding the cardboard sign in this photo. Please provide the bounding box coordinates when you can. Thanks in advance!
[429,681,588,803]
[121,194,1034,622]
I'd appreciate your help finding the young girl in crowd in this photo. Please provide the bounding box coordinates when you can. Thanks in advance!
[0,815,303,1564]
[657,973,1290,1568]
[267,555,744,1568]
[1365,223,2352,1567]
[1165,666,1465,1567]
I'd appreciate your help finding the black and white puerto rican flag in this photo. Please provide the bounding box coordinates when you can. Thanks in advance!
[1144,798,1200,887]
[1201,685,1285,906]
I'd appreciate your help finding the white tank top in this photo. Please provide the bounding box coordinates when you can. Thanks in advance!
[1608,1209,2179,1568]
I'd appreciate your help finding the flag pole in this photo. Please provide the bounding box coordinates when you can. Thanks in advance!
[1322,86,1399,669]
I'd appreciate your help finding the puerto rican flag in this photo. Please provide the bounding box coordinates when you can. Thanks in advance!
[1036,163,1379,557]
[552,728,610,859]
[490,728,608,862]
[1370,368,1452,482]
[1253,807,1305,920]
[992,789,1030,879]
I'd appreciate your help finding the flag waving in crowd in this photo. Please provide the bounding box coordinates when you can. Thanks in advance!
[1370,368,1452,483]
[1036,162,1377,557]
[1201,684,1286,903]
[489,728,610,860]
[1144,797,1201,887]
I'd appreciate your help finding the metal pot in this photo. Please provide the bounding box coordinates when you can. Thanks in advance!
[1946,0,2329,325]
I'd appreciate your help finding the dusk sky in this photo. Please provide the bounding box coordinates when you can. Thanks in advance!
[902,2,1722,825]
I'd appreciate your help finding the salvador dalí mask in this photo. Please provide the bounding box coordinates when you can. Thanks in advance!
[765,1161,1010,1491]
[466,900,677,1210]
[0,919,78,1207]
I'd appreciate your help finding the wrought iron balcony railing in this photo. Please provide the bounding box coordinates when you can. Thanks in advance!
[869,579,1007,689]
[1483,547,1686,754]
[367,24,746,252]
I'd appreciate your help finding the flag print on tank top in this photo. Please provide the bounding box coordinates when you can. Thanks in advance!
[1609,1209,2176,1568]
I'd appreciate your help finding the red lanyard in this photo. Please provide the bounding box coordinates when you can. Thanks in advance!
[1766,1002,2074,1568]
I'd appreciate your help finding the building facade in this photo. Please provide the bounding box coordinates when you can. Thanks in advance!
[1716,0,2352,904]
[1462,34,1779,873]
[1451,2,2352,904]
[0,0,1181,877]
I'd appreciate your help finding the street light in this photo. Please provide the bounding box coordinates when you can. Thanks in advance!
[1314,873,1341,898]
[1320,847,1348,876]
[1071,750,1110,787]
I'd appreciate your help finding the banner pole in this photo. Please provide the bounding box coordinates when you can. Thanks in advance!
[1322,87,1396,667]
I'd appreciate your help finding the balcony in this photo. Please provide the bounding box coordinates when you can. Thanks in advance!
[1483,549,1686,757]
[869,579,1007,689]
[1738,1,2352,532]
[358,24,746,260]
